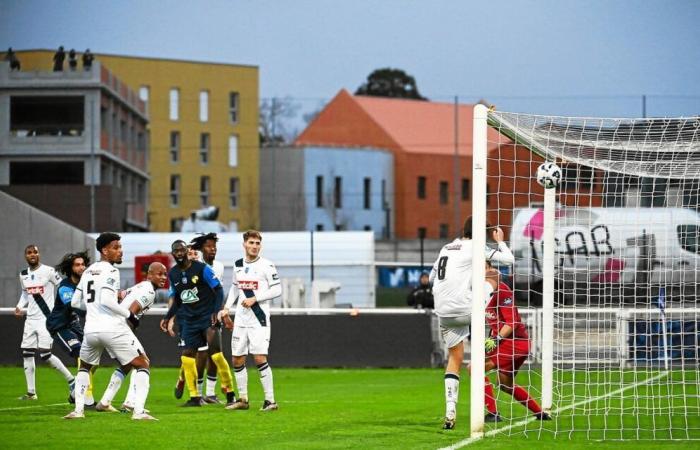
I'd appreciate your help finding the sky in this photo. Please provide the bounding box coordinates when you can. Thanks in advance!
[2,0,699,121]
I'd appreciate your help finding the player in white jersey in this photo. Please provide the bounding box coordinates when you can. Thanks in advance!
[219,230,282,411]
[430,217,514,430]
[64,232,156,421]
[95,262,167,413]
[15,244,75,400]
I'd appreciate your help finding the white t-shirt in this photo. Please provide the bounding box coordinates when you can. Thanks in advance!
[17,264,62,320]
[121,280,156,320]
[208,260,224,284]
[72,261,130,334]
[225,256,281,328]
[430,238,514,317]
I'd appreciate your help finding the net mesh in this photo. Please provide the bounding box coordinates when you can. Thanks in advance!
[483,109,700,440]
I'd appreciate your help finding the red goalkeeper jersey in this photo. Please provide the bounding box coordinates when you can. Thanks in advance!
[485,282,529,341]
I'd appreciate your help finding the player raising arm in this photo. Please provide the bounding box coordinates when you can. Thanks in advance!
[64,233,155,421]
[431,217,514,430]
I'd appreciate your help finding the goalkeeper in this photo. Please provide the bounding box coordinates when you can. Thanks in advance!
[479,263,550,422]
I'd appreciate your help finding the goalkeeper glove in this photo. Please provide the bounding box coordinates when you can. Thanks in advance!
[485,335,501,352]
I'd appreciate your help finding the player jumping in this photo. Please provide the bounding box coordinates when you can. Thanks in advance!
[15,244,75,400]
[64,232,155,420]
[431,218,514,430]
[160,239,237,407]
[478,263,551,422]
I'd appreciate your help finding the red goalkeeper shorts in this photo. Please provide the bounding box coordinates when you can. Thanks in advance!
[488,339,530,375]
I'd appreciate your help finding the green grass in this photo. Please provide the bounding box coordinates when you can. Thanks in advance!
[0,367,698,449]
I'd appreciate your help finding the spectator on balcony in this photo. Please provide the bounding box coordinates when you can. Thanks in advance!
[5,48,21,71]
[53,46,65,71]
[406,272,434,309]
[68,49,78,71]
[82,49,94,71]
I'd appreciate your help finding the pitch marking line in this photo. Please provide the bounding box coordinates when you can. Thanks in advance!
[439,371,670,449]
[0,402,67,412]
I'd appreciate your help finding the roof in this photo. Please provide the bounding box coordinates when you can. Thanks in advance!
[296,89,503,156]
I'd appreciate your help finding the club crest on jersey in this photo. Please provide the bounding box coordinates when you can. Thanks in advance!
[272,273,279,280]
[192,275,199,284]
[26,286,44,295]
[245,267,250,273]
[502,297,513,305]
[180,287,200,304]
[106,277,117,287]
[239,280,258,290]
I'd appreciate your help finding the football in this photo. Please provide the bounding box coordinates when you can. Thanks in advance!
[536,162,562,189]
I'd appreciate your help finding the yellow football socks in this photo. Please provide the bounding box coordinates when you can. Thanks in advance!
[181,356,199,397]
[210,352,233,392]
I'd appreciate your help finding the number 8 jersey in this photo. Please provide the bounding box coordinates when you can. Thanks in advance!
[430,238,514,318]
[72,261,126,333]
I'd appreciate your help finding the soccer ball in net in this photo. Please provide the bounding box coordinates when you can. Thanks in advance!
[536,162,562,189]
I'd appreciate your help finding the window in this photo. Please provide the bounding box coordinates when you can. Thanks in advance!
[381,179,387,209]
[561,164,594,190]
[10,96,85,137]
[316,176,324,208]
[170,175,180,207]
[335,223,344,231]
[439,224,449,239]
[10,162,83,184]
[364,225,372,231]
[678,225,700,254]
[417,176,426,199]
[170,131,180,163]
[229,177,239,209]
[229,92,239,124]
[316,224,324,231]
[199,90,209,122]
[439,181,449,205]
[461,178,470,201]
[169,88,179,121]
[334,177,342,209]
[200,133,210,164]
[417,227,427,239]
[228,135,238,167]
[363,177,371,209]
[200,176,210,207]
[170,218,183,232]
[138,86,149,113]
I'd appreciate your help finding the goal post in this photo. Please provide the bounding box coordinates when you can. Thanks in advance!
[471,108,700,440]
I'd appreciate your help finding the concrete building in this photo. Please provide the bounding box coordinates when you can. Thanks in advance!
[9,50,260,232]
[261,146,394,238]
[0,60,149,231]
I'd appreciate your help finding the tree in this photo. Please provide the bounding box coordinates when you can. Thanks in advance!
[259,97,301,145]
[355,68,427,100]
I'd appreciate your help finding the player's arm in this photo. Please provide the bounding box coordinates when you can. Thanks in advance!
[15,287,29,318]
[254,264,282,303]
[486,227,515,265]
[428,258,439,284]
[70,277,86,311]
[202,264,224,312]
[100,281,140,328]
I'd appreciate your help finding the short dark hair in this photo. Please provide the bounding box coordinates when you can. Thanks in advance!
[243,230,262,242]
[462,217,493,239]
[171,239,187,250]
[96,232,121,253]
[24,244,38,252]
[56,251,90,277]
[190,233,218,250]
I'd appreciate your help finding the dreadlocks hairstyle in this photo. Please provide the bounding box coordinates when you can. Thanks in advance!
[190,232,218,251]
[55,251,91,277]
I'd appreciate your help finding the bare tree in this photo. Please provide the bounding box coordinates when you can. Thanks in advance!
[259,97,301,145]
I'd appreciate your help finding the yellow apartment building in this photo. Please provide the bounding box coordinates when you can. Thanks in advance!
[11,49,259,231]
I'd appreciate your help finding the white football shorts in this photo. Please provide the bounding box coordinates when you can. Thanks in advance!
[439,314,471,349]
[231,326,270,356]
[21,319,53,349]
[81,331,144,366]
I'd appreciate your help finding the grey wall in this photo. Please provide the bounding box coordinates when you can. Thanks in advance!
[0,191,95,307]
[259,146,306,231]
[0,313,434,367]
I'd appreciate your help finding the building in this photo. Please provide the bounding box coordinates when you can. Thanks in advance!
[261,145,394,237]
[10,50,260,232]
[0,60,149,231]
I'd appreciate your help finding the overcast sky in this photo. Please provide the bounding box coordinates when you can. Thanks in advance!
[2,0,699,118]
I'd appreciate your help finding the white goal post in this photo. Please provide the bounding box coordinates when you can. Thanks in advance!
[471,105,700,440]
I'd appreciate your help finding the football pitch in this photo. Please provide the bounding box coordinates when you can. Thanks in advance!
[0,367,698,449]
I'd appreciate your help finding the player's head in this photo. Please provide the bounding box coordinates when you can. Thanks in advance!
[146,261,167,289]
[462,217,494,240]
[56,251,90,280]
[190,233,217,263]
[96,232,122,265]
[242,230,262,259]
[24,244,40,267]
[171,240,188,265]
[186,244,200,261]
[419,272,430,285]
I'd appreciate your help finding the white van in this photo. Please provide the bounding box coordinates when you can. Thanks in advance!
[510,207,700,290]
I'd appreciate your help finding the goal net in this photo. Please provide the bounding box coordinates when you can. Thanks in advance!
[470,104,700,440]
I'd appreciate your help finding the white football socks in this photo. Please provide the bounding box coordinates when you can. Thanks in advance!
[73,369,90,414]
[22,353,36,394]
[257,362,275,403]
[234,365,248,400]
[100,368,125,406]
[132,368,150,416]
[444,373,460,419]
